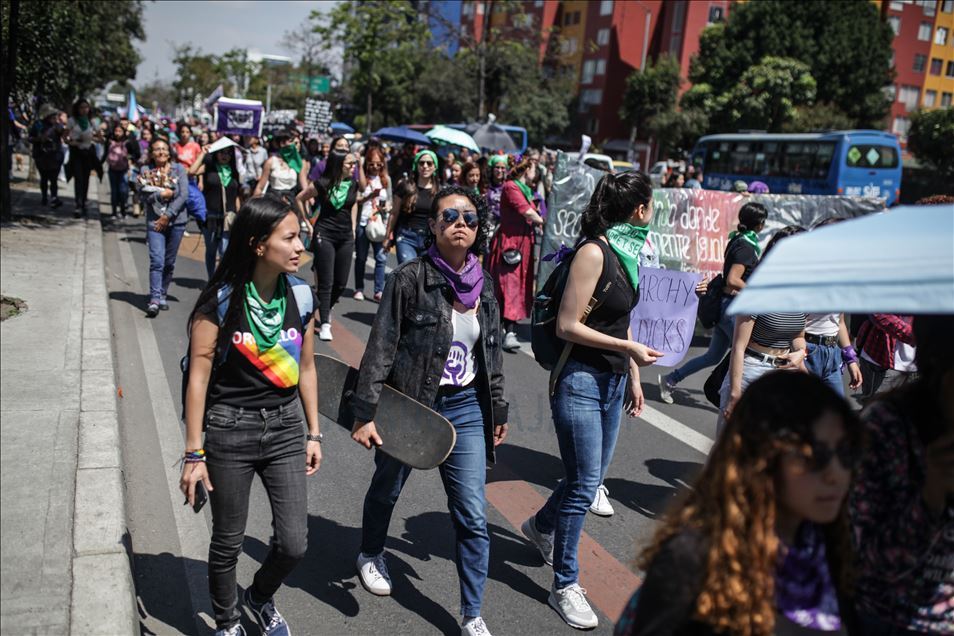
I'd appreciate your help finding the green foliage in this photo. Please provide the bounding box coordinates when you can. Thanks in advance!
[687,0,893,131]
[4,0,145,107]
[717,56,816,132]
[782,102,856,133]
[648,108,710,158]
[907,108,954,177]
[619,55,682,134]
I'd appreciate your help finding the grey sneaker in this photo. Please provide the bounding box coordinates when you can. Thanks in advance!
[356,552,392,596]
[549,583,598,629]
[520,516,554,565]
[502,331,520,351]
[461,616,492,636]
[215,624,246,636]
[243,588,291,635]
[658,373,675,404]
[588,483,614,517]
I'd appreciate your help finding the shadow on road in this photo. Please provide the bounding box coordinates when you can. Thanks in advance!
[604,458,702,519]
[134,551,210,635]
[341,311,377,327]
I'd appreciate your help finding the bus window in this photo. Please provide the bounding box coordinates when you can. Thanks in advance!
[782,143,810,178]
[781,142,835,179]
[814,143,835,179]
[846,144,899,169]
[754,141,780,175]
[731,142,755,174]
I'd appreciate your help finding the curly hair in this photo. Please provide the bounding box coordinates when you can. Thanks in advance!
[637,372,861,636]
[424,184,493,256]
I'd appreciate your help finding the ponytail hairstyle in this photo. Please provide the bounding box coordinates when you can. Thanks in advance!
[508,155,534,182]
[737,201,768,233]
[580,171,653,239]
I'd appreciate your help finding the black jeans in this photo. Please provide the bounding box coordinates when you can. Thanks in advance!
[38,167,60,201]
[71,147,97,208]
[204,402,308,630]
[312,231,354,325]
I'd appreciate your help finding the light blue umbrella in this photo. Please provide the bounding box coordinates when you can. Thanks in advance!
[727,205,954,315]
[426,125,480,153]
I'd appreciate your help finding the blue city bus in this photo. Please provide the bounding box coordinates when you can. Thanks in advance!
[690,130,902,205]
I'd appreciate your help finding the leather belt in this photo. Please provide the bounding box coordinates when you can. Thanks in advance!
[805,333,839,347]
[745,348,789,367]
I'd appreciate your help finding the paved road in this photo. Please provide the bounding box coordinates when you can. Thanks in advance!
[102,215,721,635]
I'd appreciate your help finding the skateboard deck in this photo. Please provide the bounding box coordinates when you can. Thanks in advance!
[316,354,456,470]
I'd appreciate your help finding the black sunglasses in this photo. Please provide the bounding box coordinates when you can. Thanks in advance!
[798,439,858,473]
[441,208,479,228]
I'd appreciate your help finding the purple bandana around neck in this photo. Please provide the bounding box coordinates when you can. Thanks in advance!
[775,523,842,631]
[427,245,484,309]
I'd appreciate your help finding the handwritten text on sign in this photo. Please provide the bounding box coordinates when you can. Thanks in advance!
[630,267,703,367]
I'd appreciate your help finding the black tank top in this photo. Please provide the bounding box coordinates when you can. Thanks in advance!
[568,239,639,374]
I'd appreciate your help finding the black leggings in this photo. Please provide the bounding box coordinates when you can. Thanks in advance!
[38,167,60,200]
[312,233,354,325]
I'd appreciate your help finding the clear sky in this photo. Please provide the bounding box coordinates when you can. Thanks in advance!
[134,0,338,84]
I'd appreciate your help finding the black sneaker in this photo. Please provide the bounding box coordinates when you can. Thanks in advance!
[50,198,63,209]
[41,198,48,206]
[243,588,291,636]
[146,302,160,318]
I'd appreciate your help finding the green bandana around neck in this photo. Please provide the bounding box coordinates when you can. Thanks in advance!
[244,276,286,351]
[280,144,303,174]
[605,223,650,291]
[216,162,233,189]
[76,116,90,131]
[512,178,535,208]
[728,229,762,257]
[328,179,352,209]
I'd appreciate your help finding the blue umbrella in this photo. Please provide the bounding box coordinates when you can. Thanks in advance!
[728,205,954,315]
[372,126,432,146]
[330,121,354,134]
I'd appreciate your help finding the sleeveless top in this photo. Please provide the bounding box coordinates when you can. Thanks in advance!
[268,157,298,191]
[569,239,639,374]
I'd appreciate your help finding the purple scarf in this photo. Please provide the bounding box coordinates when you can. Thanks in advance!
[427,245,484,309]
[775,523,842,631]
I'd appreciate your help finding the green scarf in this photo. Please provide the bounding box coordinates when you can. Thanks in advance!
[244,276,286,351]
[728,229,762,257]
[512,178,535,208]
[216,162,233,189]
[280,144,303,174]
[605,223,650,291]
[329,179,352,209]
[76,116,90,131]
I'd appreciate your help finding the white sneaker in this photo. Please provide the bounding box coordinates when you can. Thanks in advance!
[318,323,333,341]
[502,331,520,351]
[549,583,598,629]
[588,483,614,517]
[356,552,392,596]
[658,373,675,404]
[353,290,365,301]
[461,616,492,636]
[520,516,554,565]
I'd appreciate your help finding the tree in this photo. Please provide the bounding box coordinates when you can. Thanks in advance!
[717,56,816,132]
[648,109,709,159]
[783,102,856,133]
[688,0,893,130]
[907,108,954,177]
[620,55,682,141]
[171,45,222,103]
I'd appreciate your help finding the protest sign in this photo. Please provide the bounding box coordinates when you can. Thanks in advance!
[262,109,297,136]
[630,268,703,367]
[214,97,263,137]
[304,98,333,135]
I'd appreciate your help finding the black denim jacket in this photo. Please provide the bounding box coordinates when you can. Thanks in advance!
[351,255,509,463]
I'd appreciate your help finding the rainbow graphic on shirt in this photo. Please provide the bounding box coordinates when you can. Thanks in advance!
[231,328,303,388]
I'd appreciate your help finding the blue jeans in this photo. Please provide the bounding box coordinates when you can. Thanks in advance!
[354,223,387,294]
[204,402,307,630]
[107,169,128,214]
[146,222,186,303]
[395,226,427,265]
[202,219,229,279]
[668,296,735,384]
[535,358,626,589]
[360,386,489,617]
[805,342,844,396]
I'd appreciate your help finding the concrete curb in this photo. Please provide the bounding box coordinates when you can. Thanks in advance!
[70,202,137,634]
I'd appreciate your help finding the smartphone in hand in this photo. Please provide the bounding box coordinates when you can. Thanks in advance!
[185,481,209,513]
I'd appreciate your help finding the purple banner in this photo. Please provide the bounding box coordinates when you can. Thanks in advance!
[630,267,703,367]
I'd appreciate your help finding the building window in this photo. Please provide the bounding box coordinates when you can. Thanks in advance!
[560,38,578,55]
[462,2,473,16]
[709,6,725,23]
[887,16,901,35]
[581,60,595,84]
[918,21,932,40]
[898,85,920,110]
[884,84,897,101]
[913,53,927,71]
[595,59,606,75]
[920,0,936,15]
[892,117,911,137]
[936,26,949,44]
[563,11,580,26]
[944,0,954,12]
[924,89,937,106]
[476,2,484,15]
[931,57,943,74]
[534,0,544,6]
[942,92,953,107]
[596,28,610,46]
[889,0,905,8]
[512,13,533,28]
[581,89,603,104]
[947,60,954,76]
[600,0,613,16]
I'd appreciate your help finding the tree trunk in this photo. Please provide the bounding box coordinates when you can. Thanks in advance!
[1,0,20,220]
[366,90,372,134]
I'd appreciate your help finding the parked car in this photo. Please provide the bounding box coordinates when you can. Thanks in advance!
[648,161,669,187]
[565,152,615,173]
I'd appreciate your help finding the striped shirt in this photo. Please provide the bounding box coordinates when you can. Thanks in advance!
[751,312,806,349]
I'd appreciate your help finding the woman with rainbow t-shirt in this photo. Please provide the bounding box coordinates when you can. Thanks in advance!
[180,195,321,636]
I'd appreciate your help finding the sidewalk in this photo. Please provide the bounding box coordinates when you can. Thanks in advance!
[1,174,136,634]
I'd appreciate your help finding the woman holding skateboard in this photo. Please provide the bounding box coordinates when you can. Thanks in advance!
[350,184,509,636]
[179,195,322,636]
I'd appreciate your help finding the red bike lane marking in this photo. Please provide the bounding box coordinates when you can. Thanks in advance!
[326,318,641,622]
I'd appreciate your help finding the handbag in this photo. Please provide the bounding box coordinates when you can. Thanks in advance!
[698,275,725,329]
[704,353,730,407]
[502,248,522,265]
[366,213,387,242]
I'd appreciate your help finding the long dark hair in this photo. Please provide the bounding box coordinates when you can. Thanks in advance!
[580,171,653,239]
[761,224,805,259]
[316,149,353,208]
[424,184,492,256]
[639,371,861,636]
[188,195,297,350]
[71,98,90,119]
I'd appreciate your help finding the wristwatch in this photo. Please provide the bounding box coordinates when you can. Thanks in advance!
[306,433,323,443]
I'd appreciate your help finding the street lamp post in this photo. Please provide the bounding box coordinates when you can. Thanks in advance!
[626,1,654,167]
